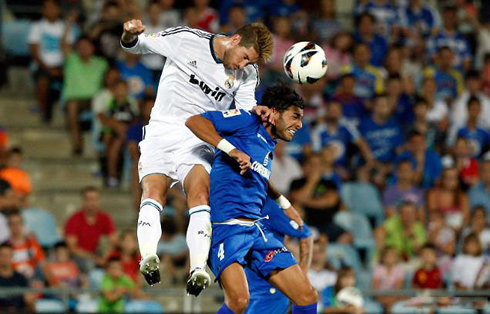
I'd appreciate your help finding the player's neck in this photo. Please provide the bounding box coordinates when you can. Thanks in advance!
[213,36,230,61]
[263,123,278,140]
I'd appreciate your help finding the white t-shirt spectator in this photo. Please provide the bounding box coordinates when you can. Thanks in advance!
[270,155,303,195]
[451,254,485,288]
[28,18,74,67]
[0,213,10,243]
[426,99,448,123]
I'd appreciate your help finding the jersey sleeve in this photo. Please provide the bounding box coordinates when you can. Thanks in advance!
[120,26,187,59]
[234,64,259,111]
[201,109,257,135]
[264,198,312,239]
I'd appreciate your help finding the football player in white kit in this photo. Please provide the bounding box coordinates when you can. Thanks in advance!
[121,20,303,296]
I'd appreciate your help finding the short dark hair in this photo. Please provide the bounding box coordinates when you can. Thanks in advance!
[467,95,481,108]
[407,129,424,140]
[76,35,93,47]
[81,186,98,196]
[421,243,436,252]
[340,73,355,81]
[0,242,12,251]
[261,83,305,112]
[8,146,22,156]
[438,46,452,54]
[8,210,22,220]
[355,12,376,28]
[388,73,402,82]
[414,96,428,107]
[372,92,388,103]
[107,256,121,265]
[54,241,68,250]
[466,69,481,80]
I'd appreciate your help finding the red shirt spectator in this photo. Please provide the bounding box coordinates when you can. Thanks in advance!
[193,0,219,33]
[412,244,443,289]
[107,231,140,283]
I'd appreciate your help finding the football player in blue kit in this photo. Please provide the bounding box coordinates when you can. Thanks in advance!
[245,197,314,314]
[186,84,318,314]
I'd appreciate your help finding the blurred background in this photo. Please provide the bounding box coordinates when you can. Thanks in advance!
[2,0,490,313]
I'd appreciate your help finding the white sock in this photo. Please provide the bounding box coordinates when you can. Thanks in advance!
[137,198,163,259]
[187,205,212,272]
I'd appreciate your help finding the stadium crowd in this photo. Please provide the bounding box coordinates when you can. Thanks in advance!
[2,0,490,312]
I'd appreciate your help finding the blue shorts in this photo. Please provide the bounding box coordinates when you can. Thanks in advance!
[209,223,297,282]
[245,267,289,314]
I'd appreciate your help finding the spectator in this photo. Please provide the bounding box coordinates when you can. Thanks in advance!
[158,218,188,284]
[332,74,366,126]
[323,32,353,82]
[394,130,442,189]
[387,74,414,127]
[28,0,75,122]
[399,0,440,39]
[376,201,426,261]
[307,238,337,311]
[451,233,484,289]
[423,46,464,103]
[268,0,301,18]
[99,79,139,188]
[192,0,219,33]
[426,210,455,276]
[455,97,490,158]
[408,97,443,152]
[290,153,350,243]
[142,1,166,87]
[461,206,490,254]
[268,16,295,76]
[324,267,364,314]
[284,118,312,162]
[426,5,471,71]
[469,158,490,216]
[311,0,342,44]
[353,13,388,67]
[158,0,181,29]
[0,180,15,244]
[7,211,46,279]
[64,186,117,273]
[117,52,154,100]
[270,141,302,195]
[411,244,443,289]
[89,1,123,63]
[98,257,138,313]
[419,77,449,127]
[452,137,479,189]
[220,5,247,34]
[383,160,425,219]
[0,243,34,313]
[343,43,385,100]
[63,36,108,155]
[427,167,470,231]
[384,46,415,95]
[372,247,405,313]
[107,231,141,285]
[46,241,86,288]
[355,0,401,42]
[0,147,31,197]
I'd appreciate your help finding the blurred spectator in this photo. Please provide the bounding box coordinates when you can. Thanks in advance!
[455,97,490,158]
[355,0,401,42]
[268,16,295,76]
[372,247,405,313]
[387,73,413,127]
[423,46,464,103]
[117,52,154,100]
[426,5,471,71]
[192,0,219,33]
[89,1,123,63]
[453,137,479,188]
[332,74,366,126]
[99,79,139,187]
[427,167,470,231]
[0,148,31,198]
[307,238,337,311]
[0,126,7,165]
[343,43,385,99]
[270,141,302,195]
[451,233,484,289]
[408,97,443,151]
[376,201,426,261]
[353,13,388,67]
[0,243,35,313]
[323,32,353,82]
[461,206,490,254]
[384,46,415,95]
[64,187,117,273]
[284,119,312,162]
[7,211,46,279]
[419,77,449,127]
[290,153,350,243]
[411,244,443,289]
[28,0,75,123]
[324,267,364,314]
[158,0,181,29]
[107,231,141,285]
[469,158,490,215]
[158,218,188,284]
[142,1,166,86]
[426,210,455,275]
[98,257,138,313]
[311,0,342,44]
[46,241,86,288]
[399,0,440,39]
[383,160,424,219]
[63,36,108,155]
[394,130,442,189]
[220,5,247,34]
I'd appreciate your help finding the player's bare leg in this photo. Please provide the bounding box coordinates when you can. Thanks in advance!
[268,264,318,313]
[138,174,172,286]
[219,263,250,314]
[183,165,212,296]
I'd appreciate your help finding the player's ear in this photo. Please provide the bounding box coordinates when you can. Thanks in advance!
[231,34,242,46]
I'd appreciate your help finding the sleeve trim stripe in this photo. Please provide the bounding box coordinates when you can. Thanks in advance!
[121,37,139,48]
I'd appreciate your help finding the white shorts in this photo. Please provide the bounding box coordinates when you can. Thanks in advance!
[138,121,214,187]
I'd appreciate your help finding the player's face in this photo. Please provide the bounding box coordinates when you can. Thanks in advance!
[223,37,259,70]
[273,106,303,141]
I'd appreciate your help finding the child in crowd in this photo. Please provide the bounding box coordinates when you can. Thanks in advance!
[372,247,405,313]
[107,230,141,286]
[46,241,86,288]
[412,244,443,289]
[324,267,364,314]
[451,233,485,289]
[308,237,337,311]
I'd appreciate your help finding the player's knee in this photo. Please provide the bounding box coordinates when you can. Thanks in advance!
[141,186,166,207]
[228,295,249,314]
[187,189,209,207]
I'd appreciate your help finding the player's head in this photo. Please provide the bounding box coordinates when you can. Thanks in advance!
[261,83,304,141]
[223,23,272,70]
[467,95,481,119]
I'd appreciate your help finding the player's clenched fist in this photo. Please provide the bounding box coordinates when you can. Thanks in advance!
[229,149,251,175]
[122,19,146,43]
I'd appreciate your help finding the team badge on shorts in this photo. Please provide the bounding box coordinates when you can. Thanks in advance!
[224,75,235,89]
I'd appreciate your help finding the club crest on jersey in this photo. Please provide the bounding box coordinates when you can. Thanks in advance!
[224,75,235,89]
[222,109,241,118]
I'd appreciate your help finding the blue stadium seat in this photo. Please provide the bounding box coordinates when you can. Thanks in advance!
[35,299,66,313]
[76,297,99,313]
[333,211,376,250]
[88,268,105,289]
[327,243,362,272]
[364,298,383,314]
[2,20,32,56]
[21,208,60,247]
[125,300,164,313]
[357,269,372,291]
[340,182,385,226]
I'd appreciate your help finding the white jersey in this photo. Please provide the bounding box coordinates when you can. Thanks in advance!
[121,26,259,125]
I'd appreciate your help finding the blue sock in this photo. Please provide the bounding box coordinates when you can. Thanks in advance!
[292,303,317,314]
[217,303,234,314]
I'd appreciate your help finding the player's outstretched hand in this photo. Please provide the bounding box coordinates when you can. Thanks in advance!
[229,149,251,175]
[252,105,275,125]
[284,205,304,229]
[122,19,146,42]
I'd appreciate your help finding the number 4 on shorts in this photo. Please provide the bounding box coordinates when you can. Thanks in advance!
[218,243,225,261]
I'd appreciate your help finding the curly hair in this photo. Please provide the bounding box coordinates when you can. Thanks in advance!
[261,83,305,112]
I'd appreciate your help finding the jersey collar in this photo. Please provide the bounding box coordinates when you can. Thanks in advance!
[209,35,223,64]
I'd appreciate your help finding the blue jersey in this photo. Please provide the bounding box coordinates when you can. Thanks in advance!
[201,109,276,222]
[245,198,311,314]
[342,64,385,99]
[399,4,440,37]
[353,33,388,67]
[355,1,399,42]
[427,30,471,69]
[457,127,490,157]
[116,61,153,99]
[394,150,442,189]
[359,116,404,162]
[424,66,464,101]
